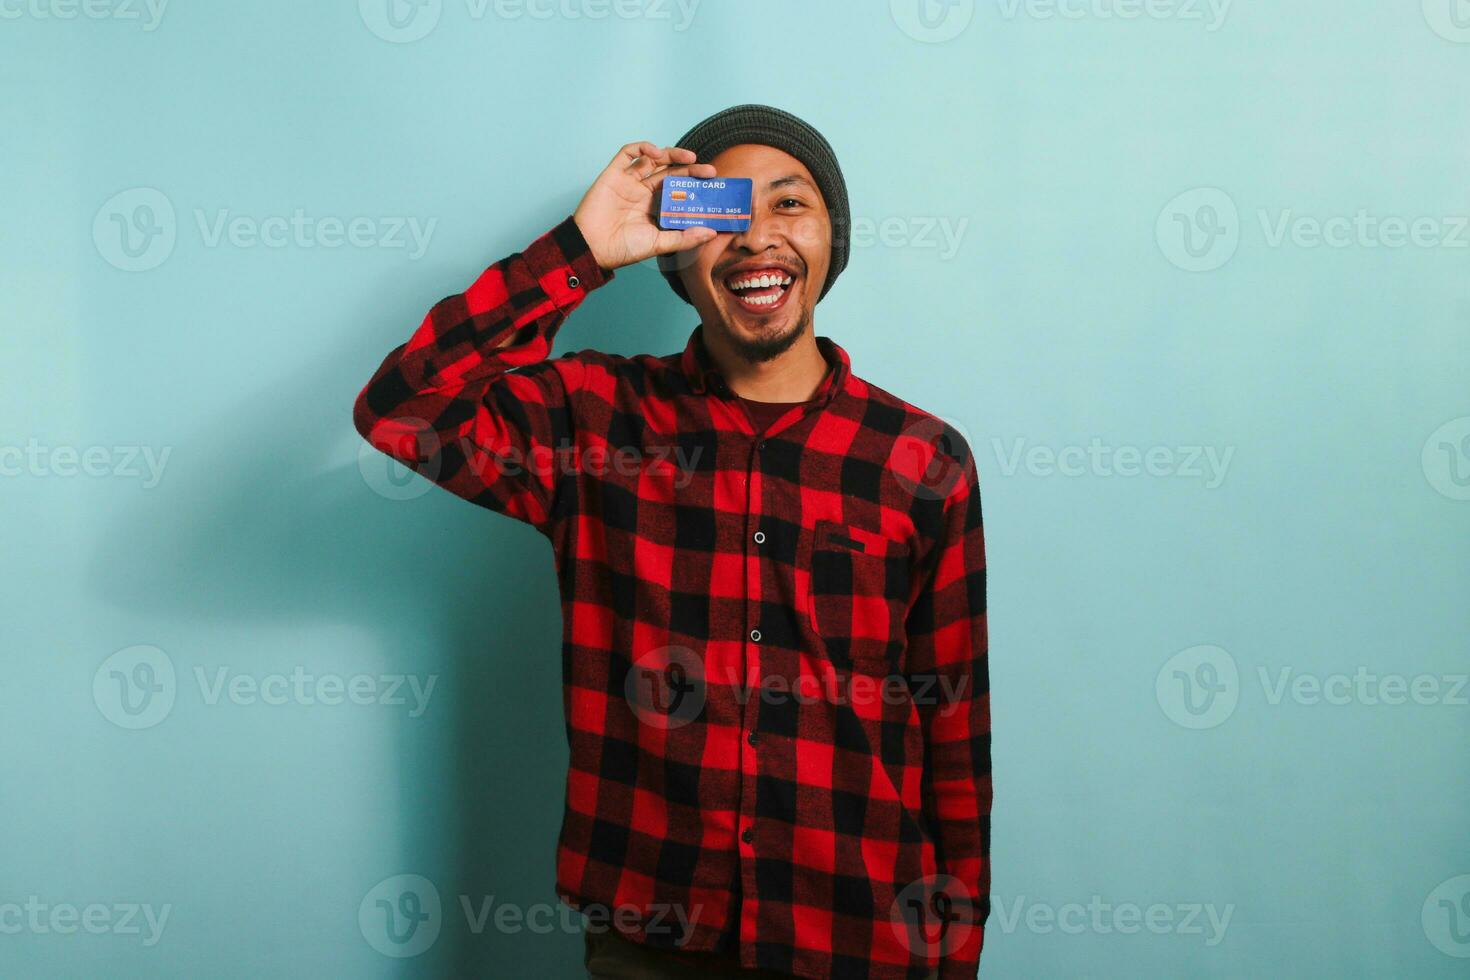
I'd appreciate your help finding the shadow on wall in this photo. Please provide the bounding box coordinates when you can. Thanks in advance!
[84,228,699,978]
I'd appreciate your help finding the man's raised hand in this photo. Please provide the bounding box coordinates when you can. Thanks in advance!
[572,143,718,272]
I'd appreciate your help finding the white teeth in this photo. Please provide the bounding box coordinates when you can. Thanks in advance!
[727,272,794,291]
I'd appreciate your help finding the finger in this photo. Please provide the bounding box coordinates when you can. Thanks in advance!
[643,163,717,190]
[651,225,718,256]
[603,141,660,180]
[633,146,697,170]
[627,149,672,181]
[627,145,697,181]
[620,142,668,179]
[612,141,658,168]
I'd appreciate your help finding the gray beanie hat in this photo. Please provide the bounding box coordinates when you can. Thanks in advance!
[657,104,850,304]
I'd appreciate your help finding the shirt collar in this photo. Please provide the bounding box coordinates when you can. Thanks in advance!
[680,324,852,408]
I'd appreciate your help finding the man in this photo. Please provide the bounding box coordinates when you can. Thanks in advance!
[354,104,990,979]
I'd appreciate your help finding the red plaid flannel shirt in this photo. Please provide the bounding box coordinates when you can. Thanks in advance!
[354,217,991,980]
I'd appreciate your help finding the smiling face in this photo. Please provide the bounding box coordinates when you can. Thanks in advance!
[675,144,832,363]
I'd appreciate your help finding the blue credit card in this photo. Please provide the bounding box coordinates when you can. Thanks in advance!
[659,177,753,232]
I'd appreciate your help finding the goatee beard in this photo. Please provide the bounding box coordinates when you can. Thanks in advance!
[725,307,811,364]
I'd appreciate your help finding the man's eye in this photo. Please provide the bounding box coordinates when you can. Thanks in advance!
[777,198,804,209]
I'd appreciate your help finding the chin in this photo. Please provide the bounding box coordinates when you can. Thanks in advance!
[714,303,811,363]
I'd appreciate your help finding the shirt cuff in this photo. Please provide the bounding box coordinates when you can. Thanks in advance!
[522,215,614,311]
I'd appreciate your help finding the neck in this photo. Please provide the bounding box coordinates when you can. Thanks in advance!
[704,323,829,402]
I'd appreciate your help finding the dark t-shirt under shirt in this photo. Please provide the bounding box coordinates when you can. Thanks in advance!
[737,394,815,433]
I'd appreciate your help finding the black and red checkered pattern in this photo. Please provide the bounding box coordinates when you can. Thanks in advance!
[354,217,991,980]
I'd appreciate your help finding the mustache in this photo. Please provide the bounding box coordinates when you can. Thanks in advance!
[713,255,806,278]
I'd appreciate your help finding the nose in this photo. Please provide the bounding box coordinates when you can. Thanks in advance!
[729,205,782,254]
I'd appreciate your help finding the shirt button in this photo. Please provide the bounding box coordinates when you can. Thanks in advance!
[753,531,766,545]
[567,274,580,289]
[741,828,754,844]
[749,629,761,643]
[757,440,767,451]
[747,731,759,746]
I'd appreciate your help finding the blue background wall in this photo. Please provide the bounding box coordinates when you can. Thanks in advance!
[3,1,1468,976]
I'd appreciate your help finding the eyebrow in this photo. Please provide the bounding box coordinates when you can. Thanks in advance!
[767,174,816,191]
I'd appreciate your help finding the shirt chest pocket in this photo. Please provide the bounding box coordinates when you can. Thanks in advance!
[803,520,912,673]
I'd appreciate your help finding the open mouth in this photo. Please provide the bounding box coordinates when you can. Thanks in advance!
[721,267,797,315]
